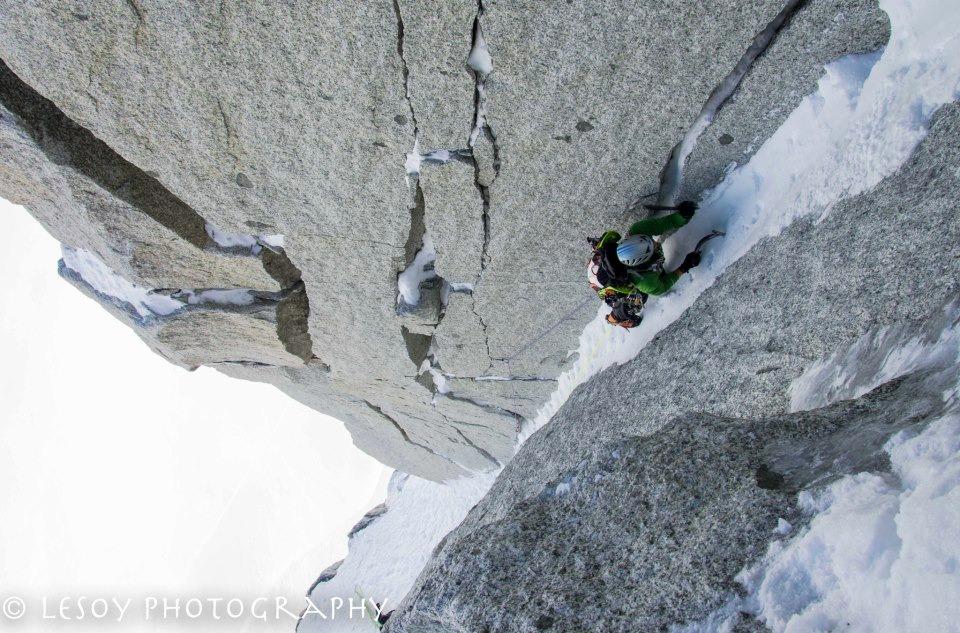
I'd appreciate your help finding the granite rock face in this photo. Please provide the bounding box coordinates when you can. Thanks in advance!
[0,0,887,479]
[385,104,960,629]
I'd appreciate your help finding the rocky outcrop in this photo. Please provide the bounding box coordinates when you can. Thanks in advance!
[384,103,960,630]
[0,0,887,479]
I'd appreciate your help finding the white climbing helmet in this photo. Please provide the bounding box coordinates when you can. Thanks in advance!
[616,234,656,268]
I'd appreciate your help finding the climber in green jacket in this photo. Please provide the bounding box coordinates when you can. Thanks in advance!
[587,201,704,328]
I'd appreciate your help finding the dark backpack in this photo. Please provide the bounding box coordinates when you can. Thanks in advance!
[591,238,662,288]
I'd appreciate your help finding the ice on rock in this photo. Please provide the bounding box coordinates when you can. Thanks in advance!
[61,246,182,317]
[468,22,493,77]
[397,234,437,307]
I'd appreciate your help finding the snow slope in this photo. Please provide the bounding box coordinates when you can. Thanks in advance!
[735,300,960,632]
[305,0,960,628]
[301,473,495,631]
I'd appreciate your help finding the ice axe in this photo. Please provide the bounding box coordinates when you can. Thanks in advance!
[693,230,726,252]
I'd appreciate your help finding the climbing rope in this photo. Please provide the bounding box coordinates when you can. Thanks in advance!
[504,295,595,364]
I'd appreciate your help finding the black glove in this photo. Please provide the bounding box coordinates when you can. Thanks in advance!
[677,200,698,220]
[678,251,701,273]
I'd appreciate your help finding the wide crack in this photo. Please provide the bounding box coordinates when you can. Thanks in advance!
[656,0,808,205]
[0,57,318,365]
[60,246,313,364]
[468,1,500,276]
[0,59,277,260]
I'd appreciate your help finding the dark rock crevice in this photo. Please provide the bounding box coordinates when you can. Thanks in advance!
[391,0,419,138]
[467,2,500,275]
[656,0,808,205]
[275,282,315,363]
[2,58,207,253]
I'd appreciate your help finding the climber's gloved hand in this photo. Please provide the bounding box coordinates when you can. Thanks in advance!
[677,200,698,221]
[678,251,701,274]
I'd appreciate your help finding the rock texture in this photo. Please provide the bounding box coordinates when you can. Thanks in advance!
[0,0,887,479]
[385,103,960,630]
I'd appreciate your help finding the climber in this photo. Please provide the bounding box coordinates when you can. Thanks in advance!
[587,201,703,329]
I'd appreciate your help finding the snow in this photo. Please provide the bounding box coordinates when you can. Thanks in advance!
[205,222,284,254]
[405,145,454,176]
[404,141,423,175]
[180,288,257,306]
[469,83,489,148]
[397,234,437,307]
[731,294,960,632]
[312,0,960,627]
[790,301,960,411]
[61,246,183,317]
[260,234,285,249]
[429,366,450,395]
[301,472,495,632]
[738,410,960,632]
[62,247,266,318]
[440,280,474,306]
[467,22,493,76]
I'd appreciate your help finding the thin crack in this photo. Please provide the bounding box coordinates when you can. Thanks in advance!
[362,400,463,468]
[470,293,495,371]
[391,0,419,137]
[656,0,808,206]
[466,1,498,368]
[124,0,147,44]
[454,428,501,469]
[216,97,243,165]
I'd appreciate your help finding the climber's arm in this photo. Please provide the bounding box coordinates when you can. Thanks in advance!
[627,212,689,237]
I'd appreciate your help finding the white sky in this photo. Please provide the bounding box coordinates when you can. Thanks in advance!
[0,199,390,628]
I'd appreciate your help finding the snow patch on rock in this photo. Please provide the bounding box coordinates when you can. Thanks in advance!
[204,222,284,255]
[61,246,183,317]
[397,233,437,307]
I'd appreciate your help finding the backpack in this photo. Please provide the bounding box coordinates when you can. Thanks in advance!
[590,236,663,289]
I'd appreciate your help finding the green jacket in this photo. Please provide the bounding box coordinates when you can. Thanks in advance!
[595,211,690,297]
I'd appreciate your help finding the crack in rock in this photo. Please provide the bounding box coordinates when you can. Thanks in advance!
[467,2,499,276]
[454,428,501,469]
[392,0,419,141]
[362,400,462,468]
[656,0,808,205]
[59,247,314,363]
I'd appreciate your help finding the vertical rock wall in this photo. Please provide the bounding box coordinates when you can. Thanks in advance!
[0,0,887,479]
